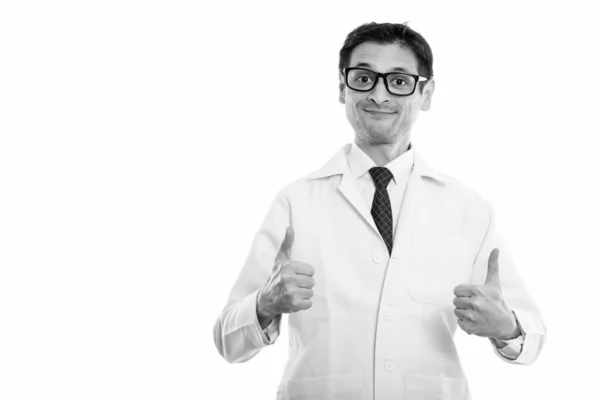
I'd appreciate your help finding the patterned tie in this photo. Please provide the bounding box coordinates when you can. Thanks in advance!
[369,166,394,255]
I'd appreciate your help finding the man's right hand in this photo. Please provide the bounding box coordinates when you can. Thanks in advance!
[257,226,315,328]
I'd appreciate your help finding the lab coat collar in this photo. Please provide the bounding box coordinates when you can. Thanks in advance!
[307,143,448,185]
[307,142,448,253]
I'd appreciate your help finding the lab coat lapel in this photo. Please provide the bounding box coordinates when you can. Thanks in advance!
[392,151,447,255]
[307,144,380,236]
[338,168,380,235]
[337,149,444,245]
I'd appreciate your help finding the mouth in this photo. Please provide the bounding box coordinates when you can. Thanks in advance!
[364,109,396,118]
[364,109,395,113]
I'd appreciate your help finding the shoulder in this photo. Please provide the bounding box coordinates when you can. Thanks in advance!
[272,170,330,203]
[443,172,490,204]
[430,169,494,224]
[273,144,350,199]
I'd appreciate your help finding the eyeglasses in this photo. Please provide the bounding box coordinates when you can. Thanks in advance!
[343,67,431,96]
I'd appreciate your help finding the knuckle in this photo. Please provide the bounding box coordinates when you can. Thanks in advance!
[292,295,302,307]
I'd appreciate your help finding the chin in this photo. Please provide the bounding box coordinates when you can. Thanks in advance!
[360,130,397,145]
[350,117,399,144]
[367,124,397,138]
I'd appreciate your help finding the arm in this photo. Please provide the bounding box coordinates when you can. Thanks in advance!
[470,204,546,365]
[212,191,288,363]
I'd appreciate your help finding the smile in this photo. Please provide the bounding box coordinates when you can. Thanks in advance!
[364,109,396,118]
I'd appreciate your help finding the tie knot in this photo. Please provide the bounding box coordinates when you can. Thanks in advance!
[369,167,393,188]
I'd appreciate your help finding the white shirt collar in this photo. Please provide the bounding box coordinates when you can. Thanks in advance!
[347,140,415,185]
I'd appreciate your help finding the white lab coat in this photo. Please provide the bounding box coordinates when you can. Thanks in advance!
[213,143,546,400]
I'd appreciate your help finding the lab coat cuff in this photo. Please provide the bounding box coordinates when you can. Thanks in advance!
[491,308,542,364]
[491,334,524,360]
[261,313,282,344]
[237,289,280,348]
[234,289,268,349]
[512,307,545,363]
[490,310,523,361]
[254,290,282,345]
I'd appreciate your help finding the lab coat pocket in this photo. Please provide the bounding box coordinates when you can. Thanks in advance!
[407,231,472,308]
[405,372,470,400]
[287,373,364,400]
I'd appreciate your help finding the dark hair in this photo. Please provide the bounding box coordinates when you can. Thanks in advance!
[338,22,434,91]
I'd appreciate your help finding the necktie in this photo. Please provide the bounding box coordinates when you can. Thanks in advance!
[369,166,394,255]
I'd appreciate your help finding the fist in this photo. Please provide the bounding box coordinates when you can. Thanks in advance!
[453,248,520,340]
[258,227,316,322]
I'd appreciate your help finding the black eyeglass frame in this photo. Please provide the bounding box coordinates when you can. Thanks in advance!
[343,67,431,96]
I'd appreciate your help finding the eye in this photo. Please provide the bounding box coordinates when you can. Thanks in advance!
[393,78,407,86]
[355,75,373,83]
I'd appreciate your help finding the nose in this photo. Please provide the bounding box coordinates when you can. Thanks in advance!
[368,76,391,104]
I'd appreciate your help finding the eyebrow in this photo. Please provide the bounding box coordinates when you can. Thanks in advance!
[352,62,411,73]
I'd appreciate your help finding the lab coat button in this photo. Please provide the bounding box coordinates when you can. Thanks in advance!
[383,307,392,316]
[384,360,395,371]
[373,253,383,263]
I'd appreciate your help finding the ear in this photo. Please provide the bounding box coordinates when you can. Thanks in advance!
[420,78,435,111]
[338,74,346,105]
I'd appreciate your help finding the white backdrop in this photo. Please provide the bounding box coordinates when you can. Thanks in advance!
[1,1,599,399]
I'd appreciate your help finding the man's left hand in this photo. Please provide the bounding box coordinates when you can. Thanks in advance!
[453,248,520,340]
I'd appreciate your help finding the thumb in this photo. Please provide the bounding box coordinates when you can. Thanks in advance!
[484,248,501,289]
[274,226,294,262]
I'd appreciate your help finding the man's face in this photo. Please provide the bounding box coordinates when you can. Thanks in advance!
[339,41,434,145]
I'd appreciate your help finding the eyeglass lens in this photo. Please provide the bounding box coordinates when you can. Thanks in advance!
[347,69,416,95]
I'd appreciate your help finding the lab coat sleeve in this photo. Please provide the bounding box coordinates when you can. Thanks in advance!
[213,190,289,363]
[470,203,547,365]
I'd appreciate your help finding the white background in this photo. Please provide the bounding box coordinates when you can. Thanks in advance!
[1,0,598,399]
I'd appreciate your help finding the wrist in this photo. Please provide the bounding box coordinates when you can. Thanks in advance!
[256,289,274,321]
[497,311,521,340]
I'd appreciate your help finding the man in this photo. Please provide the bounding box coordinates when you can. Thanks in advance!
[213,22,545,399]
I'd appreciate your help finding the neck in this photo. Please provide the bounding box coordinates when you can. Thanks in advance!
[355,136,411,167]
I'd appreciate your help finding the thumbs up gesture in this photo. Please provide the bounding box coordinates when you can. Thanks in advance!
[257,227,316,327]
[452,249,520,340]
